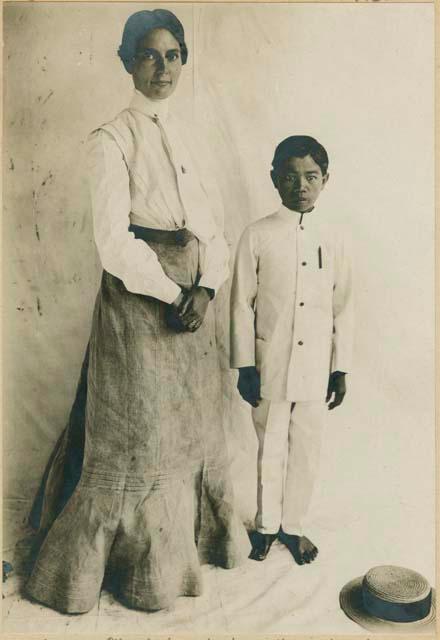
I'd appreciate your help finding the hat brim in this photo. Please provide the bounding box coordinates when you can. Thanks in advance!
[340,576,436,633]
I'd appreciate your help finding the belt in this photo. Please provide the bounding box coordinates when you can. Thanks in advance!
[129,223,196,247]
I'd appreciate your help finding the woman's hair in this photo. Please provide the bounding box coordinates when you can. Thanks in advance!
[118,9,188,73]
[271,136,329,176]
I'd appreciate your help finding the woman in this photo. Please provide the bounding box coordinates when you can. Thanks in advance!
[26,9,249,614]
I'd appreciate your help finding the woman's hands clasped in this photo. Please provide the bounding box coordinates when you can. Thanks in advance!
[166,286,211,333]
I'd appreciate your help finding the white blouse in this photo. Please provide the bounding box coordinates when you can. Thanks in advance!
[86,90,229,304]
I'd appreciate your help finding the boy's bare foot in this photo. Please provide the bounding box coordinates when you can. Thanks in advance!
[279,531,318,565]
[248,531,278,561]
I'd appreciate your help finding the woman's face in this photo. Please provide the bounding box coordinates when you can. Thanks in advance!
[132,28,182,100]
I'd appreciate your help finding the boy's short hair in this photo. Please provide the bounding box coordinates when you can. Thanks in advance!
[271,136,329,176]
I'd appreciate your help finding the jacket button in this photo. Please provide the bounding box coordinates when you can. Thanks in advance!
[298,340,304,345]
[301,261,307,266]
[299,302,304,307]
[300,225,304,230]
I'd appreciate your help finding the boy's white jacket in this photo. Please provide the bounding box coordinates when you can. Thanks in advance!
[230,204,354,402]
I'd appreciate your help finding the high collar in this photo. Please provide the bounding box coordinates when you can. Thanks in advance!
[277,203,319,225]
[129,89,170,122]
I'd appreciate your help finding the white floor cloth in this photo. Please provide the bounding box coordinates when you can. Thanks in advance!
[3,401,435,635]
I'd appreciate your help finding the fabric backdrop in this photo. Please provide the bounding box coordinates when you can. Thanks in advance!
[3,2,435,634]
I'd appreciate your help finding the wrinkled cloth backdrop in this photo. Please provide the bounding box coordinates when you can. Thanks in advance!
[3,2,435,634]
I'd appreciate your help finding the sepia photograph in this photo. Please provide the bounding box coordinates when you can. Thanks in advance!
[2,1,436,635]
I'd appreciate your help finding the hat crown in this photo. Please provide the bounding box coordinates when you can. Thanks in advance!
[364,566,431,604]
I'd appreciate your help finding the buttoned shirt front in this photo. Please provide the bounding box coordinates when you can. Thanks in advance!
[86,90,229,304]
[230,204,354,402]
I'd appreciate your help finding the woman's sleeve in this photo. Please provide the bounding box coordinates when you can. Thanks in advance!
[193,145,230,294]
[198,230,230,294]
[87,129,182,304]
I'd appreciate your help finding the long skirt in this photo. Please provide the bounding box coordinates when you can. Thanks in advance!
[26,235,249,613]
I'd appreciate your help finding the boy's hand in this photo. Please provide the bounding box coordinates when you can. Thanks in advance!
[326,371,346,410]
[178,286,211,332]
[238,366,261,407]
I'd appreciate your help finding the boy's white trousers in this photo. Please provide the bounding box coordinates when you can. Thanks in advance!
[252,399,326,536]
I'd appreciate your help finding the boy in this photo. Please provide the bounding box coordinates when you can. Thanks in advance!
[230,136,353,565]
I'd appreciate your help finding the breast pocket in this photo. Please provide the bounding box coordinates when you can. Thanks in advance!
[309,244,334,307]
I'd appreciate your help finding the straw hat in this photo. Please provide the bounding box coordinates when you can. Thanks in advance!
[340,565,436,632]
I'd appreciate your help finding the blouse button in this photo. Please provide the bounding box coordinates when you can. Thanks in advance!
[302,261,307,266]
[298,340,304,346]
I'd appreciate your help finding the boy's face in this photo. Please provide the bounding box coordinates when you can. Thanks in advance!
[274,154,329,213]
